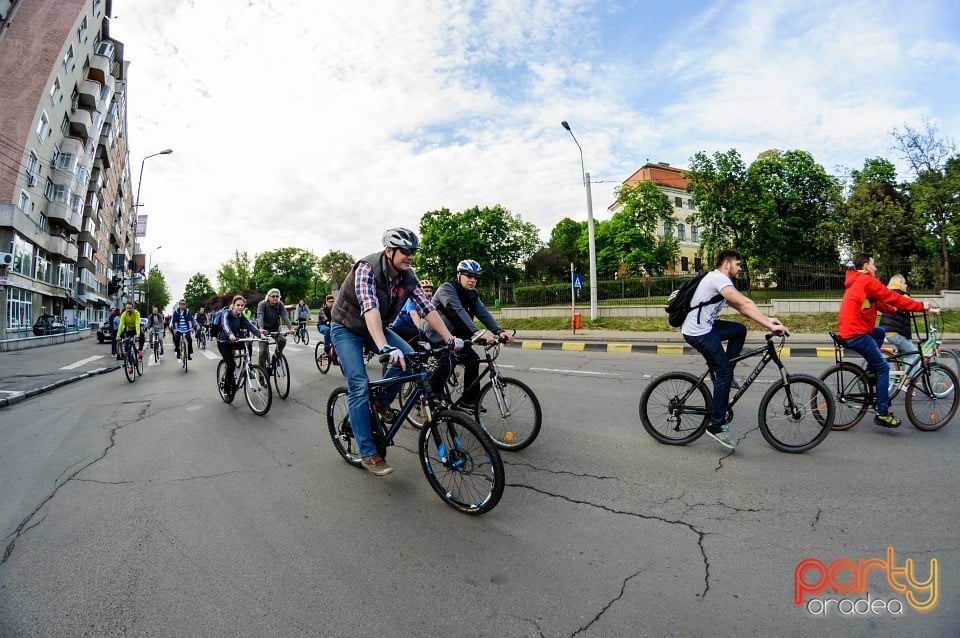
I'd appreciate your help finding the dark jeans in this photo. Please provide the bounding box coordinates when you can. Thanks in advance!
[218,341,240,390]
[431,345,481,404]
[684,320,747,425]
[843,327,890,413]
[174,330,193,356]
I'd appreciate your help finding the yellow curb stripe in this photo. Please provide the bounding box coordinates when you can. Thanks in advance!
[522,341,543,350]
[816,347,835,358]
[607,343,633,353]
[657,344,685,355]
[779,347,791,358]
[561,342,585,351]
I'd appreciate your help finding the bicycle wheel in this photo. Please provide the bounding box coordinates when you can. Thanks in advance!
[759,374,833,453]
[935,348,960,380]
[272,353,290,399]
[326,386,363,467]
[302,328,309,346]
[818,363,870,430]
[639,372,711,445]
[905,363,959,431]
[419,410,504,515]
[123,351,136,382]
[182,344,189,373]
[216,361,235,403]
[198,330,206,350]
[475,376,541,451]
[152,339,160,363]
[886,353,906,400]
[315,342,331,373]
[243,364,272,416]
[136,352,144,376]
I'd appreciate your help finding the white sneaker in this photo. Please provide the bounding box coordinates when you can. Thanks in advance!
[705,425,736,449]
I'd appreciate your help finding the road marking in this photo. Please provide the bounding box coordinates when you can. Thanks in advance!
[0,390,25,396]
[284,346,304,352]
[60,355,104,370]
[201,350,220,360]
[529,367,620,377]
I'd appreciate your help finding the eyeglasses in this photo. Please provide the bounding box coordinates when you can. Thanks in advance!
[179,303,186,306]
[269,295,279,299]
[396,247,417,256]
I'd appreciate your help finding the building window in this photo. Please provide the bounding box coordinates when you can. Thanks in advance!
[12,235,34,277]
[26,151,39,180]
[50,77,63,104]
[38,214,47,230]
[691,225,698,242]
[694,257,703,271]
[7,287,34,332]
[63,45,74,70]
[18,191,30,212]
[681,256,689,272]
[55,152,76,172]
[43,178,54,200]
[674,196,683,208]
[36,111,50,142]
[36,250,52,284]
[58,263,75,288]
[60,113,70,136]
[677,223,685,241]
[687,199,695,209]
[663,221,673,236]
[78,17,88,41]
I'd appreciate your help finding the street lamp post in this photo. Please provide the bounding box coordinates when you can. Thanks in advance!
[561,121,598,320]
[131,149,172,300]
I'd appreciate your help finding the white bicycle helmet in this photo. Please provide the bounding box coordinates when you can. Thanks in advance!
[457,259,482,276]
[382,227,420,251]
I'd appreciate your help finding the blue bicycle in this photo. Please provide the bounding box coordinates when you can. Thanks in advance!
[326,347,505,515]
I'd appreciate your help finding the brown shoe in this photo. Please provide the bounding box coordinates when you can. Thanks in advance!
[361,454,393,476]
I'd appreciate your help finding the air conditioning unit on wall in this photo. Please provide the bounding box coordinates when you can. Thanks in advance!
[0,252,13,267]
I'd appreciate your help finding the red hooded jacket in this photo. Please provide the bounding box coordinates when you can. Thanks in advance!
[837,269,924,339]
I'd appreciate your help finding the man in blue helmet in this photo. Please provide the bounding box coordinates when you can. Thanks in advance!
[428,259,513,413]
[330,227,462,476]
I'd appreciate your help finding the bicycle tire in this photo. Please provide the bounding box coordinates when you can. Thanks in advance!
[934,348,960,380]
[124,351,136,382]
[243,364,272,416]
[327,386,363,467]
[419,410,504,515]
[198,330,206,350]
[182,343,189,373]
[302,328,309,346]
[135,352,143,376]
[905,363,959,431]
[153,339,160,363]
[315,342,331,373]
[272,353,290,399]
[400,382,428,430]
[216,361,235,403]
[475,376,542,451]
[639,372,711,445]
[818,363,870,430]
[759,374,833,453]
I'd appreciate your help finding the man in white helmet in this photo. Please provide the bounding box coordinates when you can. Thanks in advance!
[330,227,462,476]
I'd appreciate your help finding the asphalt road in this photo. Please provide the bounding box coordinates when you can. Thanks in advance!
[0,336,957,636]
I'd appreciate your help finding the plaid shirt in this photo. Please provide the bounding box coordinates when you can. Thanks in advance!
[354,262,436,318]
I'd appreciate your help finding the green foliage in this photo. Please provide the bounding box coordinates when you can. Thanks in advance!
[318,250,356,289]
[184,273,216,311]
[217,250,254,294]
[417,204,541,285]
[136,266,169,315]
[251,247,319,302]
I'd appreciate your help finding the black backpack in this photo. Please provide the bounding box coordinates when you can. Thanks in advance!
[208,306,229,338]
[665,271,724,328]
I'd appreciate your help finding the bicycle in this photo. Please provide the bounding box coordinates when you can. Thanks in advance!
[403,332,542,451]
[293,320,309,345]
[119,334,143,383]
[216,336,273,416]
[819,314,959,431]
[175,329,192,373]
[149,328,164,363]
[263,332,291,400]
[326,346,505,515]
[639,333,834,453]
[315,341,376,375]
[196,324,207,350]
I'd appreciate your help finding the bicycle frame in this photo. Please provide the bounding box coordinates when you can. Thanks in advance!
[442,335,511,409]
[367,363,434,444]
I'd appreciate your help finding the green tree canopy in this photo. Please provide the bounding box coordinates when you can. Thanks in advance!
[184,273,216,311]
[136,266,169,315]
[217,250,254,294]
[318,249,356,290]
[417,205,541,285]
[595,180,677,276]
[251,247,320,303]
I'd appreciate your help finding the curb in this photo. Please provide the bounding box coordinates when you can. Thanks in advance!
[508,340,833,358]
[0,363,121,408]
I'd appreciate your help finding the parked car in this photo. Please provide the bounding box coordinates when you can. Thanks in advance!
[96,322,114,343]
[32,314,66,336]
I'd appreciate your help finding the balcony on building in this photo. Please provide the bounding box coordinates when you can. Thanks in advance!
[46,199,82,234]
[87,53,111,86]
[77,79,103,110]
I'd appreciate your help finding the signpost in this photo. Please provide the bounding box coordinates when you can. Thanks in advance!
[571,264,583,333]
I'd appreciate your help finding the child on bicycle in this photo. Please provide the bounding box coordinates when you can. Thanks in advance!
[216,295,269,395]
[878,274,920,376]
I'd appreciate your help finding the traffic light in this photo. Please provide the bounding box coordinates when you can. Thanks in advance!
[108,276,121,295]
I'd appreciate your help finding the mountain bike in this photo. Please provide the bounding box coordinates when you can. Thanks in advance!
[175,329,191,373]
[293,320,309,345]
[326,347,505,515]
[149,328,163,363]
[315,341,376,375]
[819,314,958,431]
[639,333,834,453]
[120,334,143,383]
[264,332,291,399]
[216,336,273,416]
[196,325,207,350]
[402,332,541,451]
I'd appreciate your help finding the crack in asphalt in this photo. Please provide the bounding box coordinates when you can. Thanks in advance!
[1,402,149,565]
[571,570,643,637]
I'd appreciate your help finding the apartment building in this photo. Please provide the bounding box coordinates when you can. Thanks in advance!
[0,0,135,335]
[610,162,704,275]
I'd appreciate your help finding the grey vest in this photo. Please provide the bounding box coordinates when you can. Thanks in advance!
[331,251,416,335]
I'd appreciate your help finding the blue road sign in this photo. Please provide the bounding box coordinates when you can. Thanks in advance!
[572,273,583,290]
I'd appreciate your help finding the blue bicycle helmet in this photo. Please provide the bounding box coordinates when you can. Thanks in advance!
[457,259,482,276]
[382,227,420,251]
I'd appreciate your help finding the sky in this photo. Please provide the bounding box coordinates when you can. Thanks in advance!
[108,0,960,306]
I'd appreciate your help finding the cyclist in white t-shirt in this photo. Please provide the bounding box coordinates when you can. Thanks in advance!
[681,249,788,449]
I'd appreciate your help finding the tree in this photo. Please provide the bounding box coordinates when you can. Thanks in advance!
[217,250,254,294]
[184,273,216,311]
[318,250,356,290]
[603,180,677,275]
[686,149,757,258]
[417,205,541,286]
[548,217,586,264]
[136,266,169,314]
[251,247,319,302]
[840,158,920,264]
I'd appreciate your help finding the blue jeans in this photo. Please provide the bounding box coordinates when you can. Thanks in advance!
[684,320,747,425]
[330,321,414,458]
[844,328,891,413]
[317,324,331,354]
[885,332,919,375]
